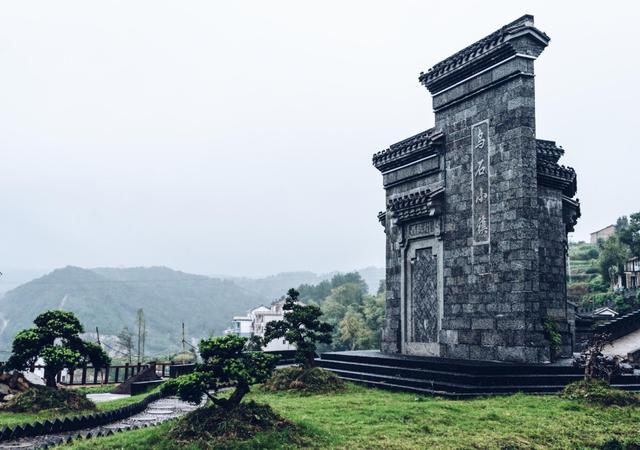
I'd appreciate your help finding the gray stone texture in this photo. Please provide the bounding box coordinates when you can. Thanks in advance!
[373,15,579,363]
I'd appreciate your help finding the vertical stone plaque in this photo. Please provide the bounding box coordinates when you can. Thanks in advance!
[471,120,490,245]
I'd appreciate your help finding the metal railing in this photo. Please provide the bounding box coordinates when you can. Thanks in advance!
[0,362,178,385]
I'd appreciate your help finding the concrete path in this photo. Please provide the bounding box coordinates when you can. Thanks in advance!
[86,393,130,403]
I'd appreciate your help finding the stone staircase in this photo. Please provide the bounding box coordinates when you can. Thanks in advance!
[317,351,640,397]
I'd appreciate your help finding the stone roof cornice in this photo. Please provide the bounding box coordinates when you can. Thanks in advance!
[372,128,443,173]
[562,196,581,233]
[537,160,577,198]
[419,14,549,95]
[387,187,444,222]
[536,139,564,163]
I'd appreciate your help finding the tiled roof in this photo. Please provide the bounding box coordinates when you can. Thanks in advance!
[419,15,549,94]
[538,159,577,197]
[536,139,564,163]
[387,187,444,222]
[372,128,443,172]
[377,211,386,226]
[563,197,581,233]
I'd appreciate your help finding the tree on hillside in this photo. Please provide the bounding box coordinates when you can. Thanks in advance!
[6,310,110,388]
[161,334,276,410]
[263,288,333,368]
[618,212,640,258]
[117,326,134,364]
[298,272,368,304]
[362,292,385,346]
[321,283,366,326]
[338,310,371,351]
[312,277,385,351]
[598,236,630,287]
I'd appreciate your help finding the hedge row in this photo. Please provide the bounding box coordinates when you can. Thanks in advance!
[0,390,165,442]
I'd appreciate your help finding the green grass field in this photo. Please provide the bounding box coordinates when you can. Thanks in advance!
[58,383,640,449]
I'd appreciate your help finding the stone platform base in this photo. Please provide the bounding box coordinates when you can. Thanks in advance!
[317,350,640,397]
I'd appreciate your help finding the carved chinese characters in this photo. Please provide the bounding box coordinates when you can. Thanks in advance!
[471,121,490,245]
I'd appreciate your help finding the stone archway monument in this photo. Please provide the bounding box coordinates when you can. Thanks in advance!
[374,15,580,364]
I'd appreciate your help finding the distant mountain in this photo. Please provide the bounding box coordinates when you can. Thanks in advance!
[0,266,267,355]
[227,271,329,301]
[225,267,384,299]
[0,265,385,357]
[0,268,50,295]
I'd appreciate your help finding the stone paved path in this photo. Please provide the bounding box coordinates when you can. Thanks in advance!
[86,393,130,403]
[0,396,202,449]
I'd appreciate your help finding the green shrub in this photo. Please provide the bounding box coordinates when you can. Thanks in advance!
[585,266,599,274]
[2,386,95,413]
[543,320,561,361]
[561,379,640,407]
[588,276,609,293]
[169,401,295,445]
[262,367,345,394]
[567,282,589,298]
[583,292,624,308]
[571,244,599,261]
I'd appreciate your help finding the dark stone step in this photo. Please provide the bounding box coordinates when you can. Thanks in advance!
[328,368,567,394]
[320,351,582,375]
[318,359,583,387]
[318,351,640,396]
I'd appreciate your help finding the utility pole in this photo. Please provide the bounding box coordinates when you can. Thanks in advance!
[136,309,144,365]
[96,326,104,384]
[182,322,185,353]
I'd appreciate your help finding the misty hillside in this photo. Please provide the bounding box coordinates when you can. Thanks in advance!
[0,266,268,355]
[227,267,385,299]
[0,265,384,358]
[227,272,327,300]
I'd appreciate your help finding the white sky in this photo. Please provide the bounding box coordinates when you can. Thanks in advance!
[1,1,638,277]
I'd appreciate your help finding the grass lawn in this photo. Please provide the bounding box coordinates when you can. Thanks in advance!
[57,383,640,449]
[0,387,155,428]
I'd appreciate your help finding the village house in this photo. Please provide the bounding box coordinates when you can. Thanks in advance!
[225,299,295,352]
[590,224,616,244]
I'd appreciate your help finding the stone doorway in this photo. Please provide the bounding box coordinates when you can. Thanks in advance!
[403,239,442,356]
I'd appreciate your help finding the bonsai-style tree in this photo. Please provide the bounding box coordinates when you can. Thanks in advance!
[263,288,333,368]
[6,310,110,388]
[574,332,623,382]
[162,334,277,410]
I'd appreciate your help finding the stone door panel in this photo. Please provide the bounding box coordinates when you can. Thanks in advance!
[411,248,438,343]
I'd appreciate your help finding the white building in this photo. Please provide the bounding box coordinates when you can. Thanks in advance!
[225,299,296,351]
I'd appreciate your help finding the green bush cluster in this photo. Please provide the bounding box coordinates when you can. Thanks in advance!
[543,320,561,361]
[262,367,345,394]
[588,275,609,293]
[561,379,640,407]
[168,401,293,446]
[2,386,95,413]
[569,243,600,261]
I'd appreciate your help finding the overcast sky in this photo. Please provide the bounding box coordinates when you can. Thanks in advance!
[1,1,638,278]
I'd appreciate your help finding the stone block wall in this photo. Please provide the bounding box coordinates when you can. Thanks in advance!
[375,15,579,363]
